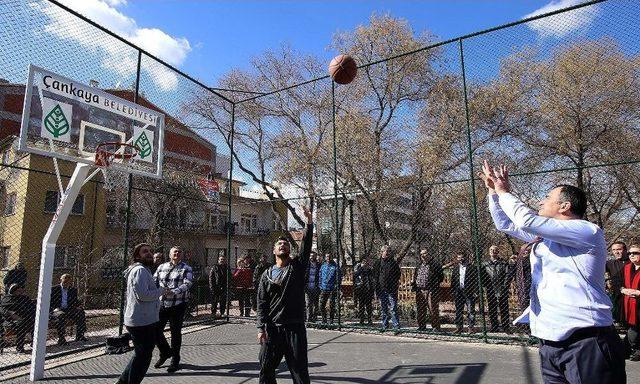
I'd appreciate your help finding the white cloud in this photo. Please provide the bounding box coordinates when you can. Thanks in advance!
[30,0,191,91]
[523,0,600,38]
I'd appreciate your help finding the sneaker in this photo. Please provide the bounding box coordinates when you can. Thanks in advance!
[76,336,88,342]
[167,363,180,373]
[16,346,27,354]
[57,337,67,346]
[154,354,172,369]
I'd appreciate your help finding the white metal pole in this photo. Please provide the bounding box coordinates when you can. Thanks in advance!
[30,163,91,381]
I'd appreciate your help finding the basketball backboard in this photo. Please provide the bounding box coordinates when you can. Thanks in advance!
[19,64,164,178]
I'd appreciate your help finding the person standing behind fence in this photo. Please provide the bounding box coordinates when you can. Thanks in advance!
[152,252,164,275]
[607,241,629,326]
[153,246,193,373]
[304,251,320,322]
[116,243,165,384]
[621,244,640,362]
[319,253,341,325]
[451,252,479,334]
[353,257,374,325]
[480,160,626,383]
[256,206,313,384]
[411,249,444,331]
[233,257,253,317]
[374,245,401,333]
[482,245,513,334]
[209,255,231,318]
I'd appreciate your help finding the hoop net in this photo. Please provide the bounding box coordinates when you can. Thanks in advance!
[95,142,138,191]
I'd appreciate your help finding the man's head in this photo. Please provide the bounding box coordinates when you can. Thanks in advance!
[361,257,370,267]
[611,241,627,261]
[324,253,331,263]
[419,249,429,262]
[273,236,291,259]
[132,243,154,267]
[380,245,393,260]
[260,254,269,264]
[538,185,587,219]
[153,252,164,265]
[309,251,317,263]
[456,252,466,265]
[628,244,640,266]
[489,245,499,259]
[60,274,73,289]
[169,246,183,264]
[218,255,227,265]
[15,262,25,270]
[237,257,246,268]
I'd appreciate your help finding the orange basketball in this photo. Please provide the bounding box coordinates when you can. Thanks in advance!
[328,54,358,85]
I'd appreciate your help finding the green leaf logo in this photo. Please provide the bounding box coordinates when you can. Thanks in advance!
[44,104,70,138]
[135,131,152,159]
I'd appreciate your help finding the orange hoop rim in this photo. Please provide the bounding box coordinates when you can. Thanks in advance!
[95,142,138,167]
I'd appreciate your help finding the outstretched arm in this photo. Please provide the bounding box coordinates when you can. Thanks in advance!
[297,205,314,266]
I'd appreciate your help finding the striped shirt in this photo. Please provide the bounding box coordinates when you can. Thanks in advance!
[154,261,193,308]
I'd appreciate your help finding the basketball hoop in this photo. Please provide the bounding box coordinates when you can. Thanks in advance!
[95,142,138,191]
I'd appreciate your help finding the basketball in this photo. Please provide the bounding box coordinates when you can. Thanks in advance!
[329,54,358,85]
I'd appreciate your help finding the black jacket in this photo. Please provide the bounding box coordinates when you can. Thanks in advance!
[353,263,375,298]
[304,261,320,291]
[606,258,628,292]
[374,257,401,293]
[482,259,513,297]
[0,293,36,319]
[256,223,313,330]
[209,264,231,293]
[451,263,480,298]
[411,260,444,291]
[253,261,272,288]
[51,285,80,312]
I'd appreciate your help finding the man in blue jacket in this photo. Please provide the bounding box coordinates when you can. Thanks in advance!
[318,253,341,325]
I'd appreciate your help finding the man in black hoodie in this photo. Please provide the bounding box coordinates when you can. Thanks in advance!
[256,206,313,384]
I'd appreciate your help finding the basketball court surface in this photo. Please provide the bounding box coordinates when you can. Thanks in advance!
[6,321,638,383]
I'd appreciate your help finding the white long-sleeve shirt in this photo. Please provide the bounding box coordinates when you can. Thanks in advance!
[488,193,613,342]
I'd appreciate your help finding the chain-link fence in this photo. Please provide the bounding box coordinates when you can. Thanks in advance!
[1,0,639,378]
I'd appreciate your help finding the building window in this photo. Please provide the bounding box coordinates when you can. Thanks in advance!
[44,191,84,215]
[3,192,16,216]
[0,247,9,269]
[240,214,257,234]
[208,210,227,232]
[54,246,76,269]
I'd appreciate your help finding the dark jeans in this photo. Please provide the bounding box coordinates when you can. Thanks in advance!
[14,317,34,350]
[236,288,252,317]
[454,291,475,329]
[211,290,227,316]
[305,288,319,322]
[539,326,626,384]
[155,303,187,364]
[319,290,337,324]
[378,290,399,329]
[119,323,156,384]
[52,307,86,339]
[486,290,510,331]
[259,323,310,384]
[354,288,372,324]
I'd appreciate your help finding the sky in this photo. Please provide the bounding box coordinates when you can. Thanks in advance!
[45,0,598,88]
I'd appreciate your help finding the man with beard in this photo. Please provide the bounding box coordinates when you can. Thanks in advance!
[256,206,313,384]
[116,243,166,384]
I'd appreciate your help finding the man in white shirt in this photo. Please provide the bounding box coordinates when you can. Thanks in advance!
[479,160,626,383]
